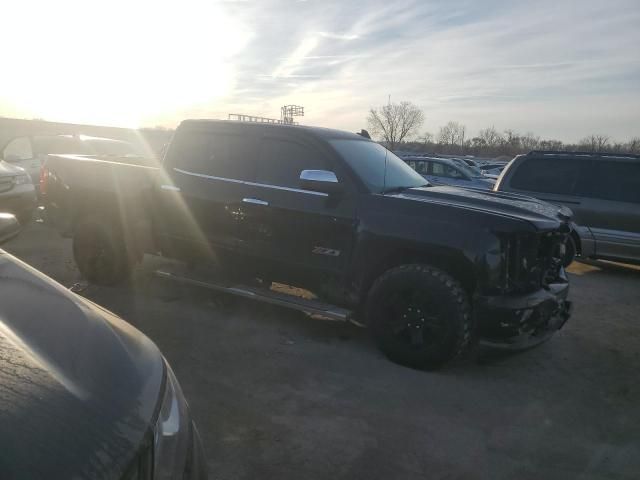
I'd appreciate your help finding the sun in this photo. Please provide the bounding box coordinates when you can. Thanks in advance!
[0,0,250,127]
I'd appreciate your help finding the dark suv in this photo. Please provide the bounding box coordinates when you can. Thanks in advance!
[495,151,640,265]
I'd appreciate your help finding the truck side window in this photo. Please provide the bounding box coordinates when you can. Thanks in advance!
[256,138,328,189]
[169,130,252,181]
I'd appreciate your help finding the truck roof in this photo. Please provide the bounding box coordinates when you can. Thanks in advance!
[179,119,365,141]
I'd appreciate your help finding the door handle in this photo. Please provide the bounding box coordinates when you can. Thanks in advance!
[160,184,181,192]
[242,197,269,206]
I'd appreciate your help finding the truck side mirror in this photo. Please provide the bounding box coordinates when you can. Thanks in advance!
[299,170,343,194]
[0,213,21,244]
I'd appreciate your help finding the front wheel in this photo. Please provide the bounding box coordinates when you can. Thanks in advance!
[366,264,474,370]
[73,216,134,286]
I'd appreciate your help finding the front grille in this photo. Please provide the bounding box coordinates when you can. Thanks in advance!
[503,231,566,293]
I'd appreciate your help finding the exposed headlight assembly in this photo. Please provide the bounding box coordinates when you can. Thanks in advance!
[154,362,191,480]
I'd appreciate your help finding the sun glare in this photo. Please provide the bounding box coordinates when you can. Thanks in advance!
[0,0,249,127]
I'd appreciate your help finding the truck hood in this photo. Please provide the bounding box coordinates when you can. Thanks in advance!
[0,251,163,479]
[394,185,572,230]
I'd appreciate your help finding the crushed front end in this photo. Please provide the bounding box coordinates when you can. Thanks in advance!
[476,228,573,349]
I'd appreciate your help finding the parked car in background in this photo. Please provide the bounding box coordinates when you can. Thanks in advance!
[449,157,487,177]
[1,134,152,189]
[480,162,508,177]
[0,160,36,224]
[0,214,207,480]
[495,150,640,265]
[403,156,496,190]
[42,120,573,369]
[458,158,480,168]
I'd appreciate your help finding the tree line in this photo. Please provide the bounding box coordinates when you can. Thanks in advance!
[367,101,640,158]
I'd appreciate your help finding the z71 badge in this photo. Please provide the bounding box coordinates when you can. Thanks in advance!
[312,247,341,257]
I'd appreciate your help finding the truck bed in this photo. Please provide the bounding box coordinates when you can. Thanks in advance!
[43,154,160,235]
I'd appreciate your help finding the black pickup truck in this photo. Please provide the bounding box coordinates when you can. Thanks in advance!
[42,120,573,369]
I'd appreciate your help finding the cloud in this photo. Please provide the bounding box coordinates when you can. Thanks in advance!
[317,31,360,40]
[1,0,638,141]
[212,0,639,140]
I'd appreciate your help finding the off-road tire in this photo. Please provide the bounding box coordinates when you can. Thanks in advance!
[366,264,473,369]
[73,216,133,286]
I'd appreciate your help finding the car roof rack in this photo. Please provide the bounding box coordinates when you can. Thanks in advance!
[526,150,640,159]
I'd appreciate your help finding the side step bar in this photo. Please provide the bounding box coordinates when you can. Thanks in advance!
[155,270,353,322]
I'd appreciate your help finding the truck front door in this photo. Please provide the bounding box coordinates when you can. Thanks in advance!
[238,135,357,289]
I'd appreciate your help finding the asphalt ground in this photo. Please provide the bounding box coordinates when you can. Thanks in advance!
[5,222,640,480]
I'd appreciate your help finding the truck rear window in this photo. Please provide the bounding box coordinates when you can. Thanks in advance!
[166,129,253,181]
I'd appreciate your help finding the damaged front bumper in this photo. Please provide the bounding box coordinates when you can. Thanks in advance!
[475,271,572,350]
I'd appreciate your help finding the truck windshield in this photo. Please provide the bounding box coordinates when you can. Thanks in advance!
[330,139,428,193]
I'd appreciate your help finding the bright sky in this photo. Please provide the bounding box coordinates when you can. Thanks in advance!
[1,0,638,142]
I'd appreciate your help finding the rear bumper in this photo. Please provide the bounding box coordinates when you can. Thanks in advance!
[475,272,572,349]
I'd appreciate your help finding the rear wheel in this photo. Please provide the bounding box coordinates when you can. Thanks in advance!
[366,264,473,369]
[73,217,134,285]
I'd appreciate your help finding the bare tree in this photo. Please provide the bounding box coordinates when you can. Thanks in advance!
[471,137,487,150]
[419,132,434,146]
[367,101,425,150]
[538,139,563,151]
[437,121,465,147]
[478,126,503,149]
[520,132,540,151]
[627,137,640,154]
[580,134,610,152]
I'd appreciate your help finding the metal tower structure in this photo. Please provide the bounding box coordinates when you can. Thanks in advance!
[228,105,305,126]
[280,105,304,125]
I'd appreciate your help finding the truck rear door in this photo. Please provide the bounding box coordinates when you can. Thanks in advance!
[155,126,255,263]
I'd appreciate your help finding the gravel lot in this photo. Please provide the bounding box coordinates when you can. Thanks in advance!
[5,222,640,480]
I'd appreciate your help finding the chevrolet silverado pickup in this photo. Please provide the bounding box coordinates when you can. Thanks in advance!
[42,120,573,369]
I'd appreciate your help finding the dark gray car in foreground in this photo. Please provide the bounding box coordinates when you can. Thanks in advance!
[0,216,206,480]
[496,151,640,265]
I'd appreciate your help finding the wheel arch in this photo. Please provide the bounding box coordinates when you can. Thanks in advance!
[570,229,582,255]
[359,246,477,302]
